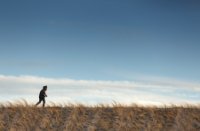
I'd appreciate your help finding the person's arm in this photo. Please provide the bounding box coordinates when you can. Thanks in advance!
[44,91,47,97]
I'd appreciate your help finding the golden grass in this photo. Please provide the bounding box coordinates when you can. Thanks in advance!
[0,101,200,131]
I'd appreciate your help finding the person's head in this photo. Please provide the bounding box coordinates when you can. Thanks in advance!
[43,85,47,91]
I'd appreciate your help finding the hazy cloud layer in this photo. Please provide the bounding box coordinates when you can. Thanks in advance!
[0,75,200,106]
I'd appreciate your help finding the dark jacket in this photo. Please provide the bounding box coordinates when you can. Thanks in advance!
[39,89,47,99]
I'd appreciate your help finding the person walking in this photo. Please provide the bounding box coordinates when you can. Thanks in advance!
[36,85,48,107]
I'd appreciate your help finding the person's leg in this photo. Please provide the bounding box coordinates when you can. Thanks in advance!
[42,98,46,107]
[36,98,42,106]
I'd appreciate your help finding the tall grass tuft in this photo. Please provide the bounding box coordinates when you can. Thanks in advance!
[0,100,200,131]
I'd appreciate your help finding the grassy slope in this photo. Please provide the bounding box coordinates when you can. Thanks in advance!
[0,104,200,131]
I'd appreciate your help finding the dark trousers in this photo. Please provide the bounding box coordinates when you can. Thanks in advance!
[36,97,46,107]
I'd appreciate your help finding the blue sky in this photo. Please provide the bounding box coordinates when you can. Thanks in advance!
[0,0,200,105]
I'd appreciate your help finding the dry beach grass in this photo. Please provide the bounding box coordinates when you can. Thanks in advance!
[0,101,200,131]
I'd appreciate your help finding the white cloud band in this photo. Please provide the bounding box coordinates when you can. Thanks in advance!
[0,75,200,106]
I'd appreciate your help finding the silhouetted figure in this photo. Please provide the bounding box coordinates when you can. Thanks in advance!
[36,85,47,107]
